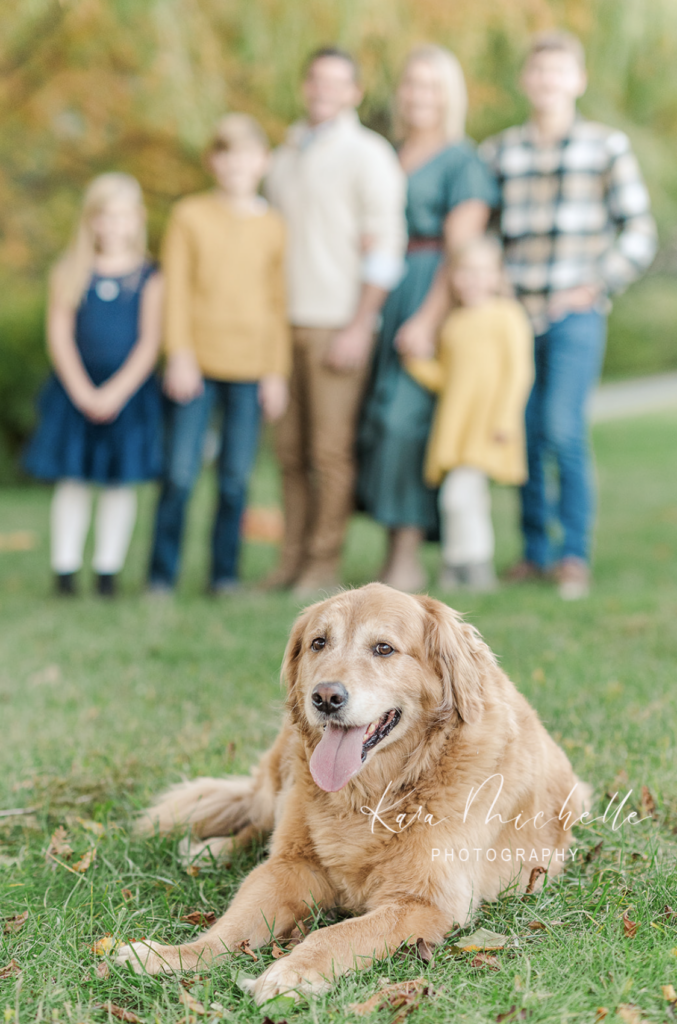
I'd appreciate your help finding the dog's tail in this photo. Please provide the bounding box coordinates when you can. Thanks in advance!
[135,775,263,839]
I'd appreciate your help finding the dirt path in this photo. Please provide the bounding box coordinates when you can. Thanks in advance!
[591,372,677,422]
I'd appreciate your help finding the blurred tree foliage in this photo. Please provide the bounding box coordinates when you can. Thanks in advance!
[1,0,676,479]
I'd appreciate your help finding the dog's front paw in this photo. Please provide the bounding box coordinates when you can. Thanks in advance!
[115,940,182,975]
[244,956,332,1004]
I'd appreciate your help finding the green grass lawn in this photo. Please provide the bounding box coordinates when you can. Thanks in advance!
[1,417,676,1024]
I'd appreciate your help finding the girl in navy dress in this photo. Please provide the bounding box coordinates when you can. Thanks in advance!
[24,173,163,596]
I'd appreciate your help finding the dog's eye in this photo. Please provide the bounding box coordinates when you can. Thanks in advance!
[374,643,395,657]
[310,637,326,652]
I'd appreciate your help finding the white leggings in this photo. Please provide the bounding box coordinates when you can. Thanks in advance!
[439,466,495,567]
[50,480,138,575]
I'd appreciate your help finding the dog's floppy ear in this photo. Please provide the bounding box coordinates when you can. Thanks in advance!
[280,607,312,695]
[415,594,494,725]
[280,598,328,695]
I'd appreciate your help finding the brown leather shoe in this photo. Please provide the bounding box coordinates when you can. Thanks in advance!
[502,560,545,583]
[553,557,590,600]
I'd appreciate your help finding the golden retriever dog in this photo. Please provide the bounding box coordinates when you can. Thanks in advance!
[116,583,588,1002]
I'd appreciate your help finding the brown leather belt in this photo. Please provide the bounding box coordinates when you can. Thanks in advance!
[407,236,444,254]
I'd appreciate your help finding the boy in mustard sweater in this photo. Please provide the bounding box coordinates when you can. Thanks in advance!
[407,236,533,592]
[149,115,290,594]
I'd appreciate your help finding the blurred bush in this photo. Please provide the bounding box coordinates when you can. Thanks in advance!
[606,276,677,379]
[0,288,48,483]
[1,0,676,479]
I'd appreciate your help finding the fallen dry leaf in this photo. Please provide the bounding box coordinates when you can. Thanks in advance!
[242,506,284,543]
[186,864,200,877]
[453,928,507,952]
[496,1005,527,1022]
[271,942,287,959]
[525,866,547,894]
[121,889,133,902]
[181,911,217,927]
[0,960,21,980]
[585,841,604,863]
[616,1004,649,1024]
[286,920,310,947]
[415,937,435,963]
[77,817,106,837]
[4,911,28,934]
[0,530,37,552]
[622,911,638,938]
[349,978,432,1019]
[664,906,677,922]
[234,939,258,961]
[92,934,118,956]
[30,664,62,687]
[528,921,546,931]
[471,952,501,970]
[662,985,677,1001]
[178,988,206,1015]
[46,825,73,865]
[93,1002,140,1022]
[594,1008,608,1022]
[73,848,96,873]
[95,961,111,980]
[640,786,656,818]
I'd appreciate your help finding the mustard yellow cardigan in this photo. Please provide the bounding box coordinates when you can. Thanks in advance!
[162,192,291,379]
[406,298,534,486]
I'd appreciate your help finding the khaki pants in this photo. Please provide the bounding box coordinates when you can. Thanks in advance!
[275,326,369,581]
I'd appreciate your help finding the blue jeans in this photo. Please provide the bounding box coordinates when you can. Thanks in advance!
[521,311,607,568]
[149,380,260,587]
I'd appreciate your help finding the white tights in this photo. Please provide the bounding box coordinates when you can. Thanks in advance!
[50,480,138,575]
[439,466,495,567]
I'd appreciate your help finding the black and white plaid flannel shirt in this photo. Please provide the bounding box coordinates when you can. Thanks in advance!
[479,117,657,335]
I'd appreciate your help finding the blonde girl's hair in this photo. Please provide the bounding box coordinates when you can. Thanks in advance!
[448,234,514,299]
[208,113,269,155]
[51,172,147,309]
[395,44,468,143]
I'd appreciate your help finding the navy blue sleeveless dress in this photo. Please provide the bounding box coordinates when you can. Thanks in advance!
[24,262,162,484]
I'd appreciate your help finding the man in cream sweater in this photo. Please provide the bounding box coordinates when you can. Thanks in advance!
[265,47,407,597]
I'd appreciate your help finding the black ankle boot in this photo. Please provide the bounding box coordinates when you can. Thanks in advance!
[55,573,78,596]
[96,573,117,597]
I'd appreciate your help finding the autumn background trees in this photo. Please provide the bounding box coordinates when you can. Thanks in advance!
[1,0,677,479]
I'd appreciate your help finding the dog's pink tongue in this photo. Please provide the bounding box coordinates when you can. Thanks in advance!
[310,724,365,792]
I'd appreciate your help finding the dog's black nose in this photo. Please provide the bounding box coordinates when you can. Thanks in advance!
[311,681,348,716]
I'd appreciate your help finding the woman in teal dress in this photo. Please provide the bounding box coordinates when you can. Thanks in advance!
[357,45,498,591]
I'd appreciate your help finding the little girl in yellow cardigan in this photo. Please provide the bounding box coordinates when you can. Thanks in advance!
[406,236,533,591]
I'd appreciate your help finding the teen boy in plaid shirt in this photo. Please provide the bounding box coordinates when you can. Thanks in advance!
[480,31,656,599]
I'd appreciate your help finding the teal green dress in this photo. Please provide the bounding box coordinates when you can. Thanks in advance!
[357,142,498,537]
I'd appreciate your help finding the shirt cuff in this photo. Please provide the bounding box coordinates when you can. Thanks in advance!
[361,251,405,291]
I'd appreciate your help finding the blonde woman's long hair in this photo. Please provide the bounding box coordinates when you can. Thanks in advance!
[395,44,468,143]
[51,172,147,308]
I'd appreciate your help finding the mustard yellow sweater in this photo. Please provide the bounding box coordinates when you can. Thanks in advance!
[162,192,291,379]
[407,299,534,486]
